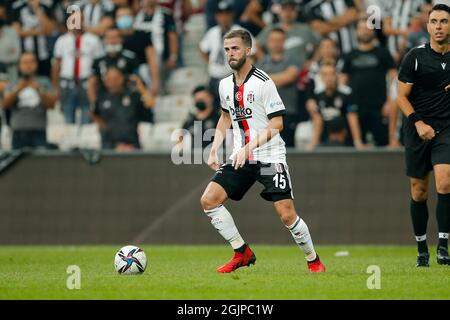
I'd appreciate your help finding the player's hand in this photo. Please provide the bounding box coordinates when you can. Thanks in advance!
[445,84,450,92]
[207,151,220,171]
[232,146,250,170]
[415,121,435,140]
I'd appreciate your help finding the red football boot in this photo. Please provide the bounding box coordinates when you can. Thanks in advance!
[217,245,256,273]
[307,255,326,273]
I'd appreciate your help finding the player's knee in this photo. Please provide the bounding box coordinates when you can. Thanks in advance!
[436,179,450,194]
[411,183,428,202]
[200,193,220,211]
[275,200,296,225]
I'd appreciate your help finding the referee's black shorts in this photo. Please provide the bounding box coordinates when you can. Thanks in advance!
[403,118,450,179]
[211,162,294,202]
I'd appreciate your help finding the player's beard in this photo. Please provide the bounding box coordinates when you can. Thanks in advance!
[228,56,247,71]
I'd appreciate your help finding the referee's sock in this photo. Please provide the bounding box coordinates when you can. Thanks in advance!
[204,205,246,250]
[286,216,317,262]
[436,193,450,249]
[411,199,429,254]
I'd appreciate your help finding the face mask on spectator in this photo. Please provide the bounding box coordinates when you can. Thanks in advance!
[117,16,134,30]
[105,44,123,54]
[195,101,208,111]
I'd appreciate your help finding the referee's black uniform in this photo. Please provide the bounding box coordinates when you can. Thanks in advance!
[398,43,450,178]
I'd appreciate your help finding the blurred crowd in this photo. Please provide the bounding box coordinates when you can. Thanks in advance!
[0,0,445,152]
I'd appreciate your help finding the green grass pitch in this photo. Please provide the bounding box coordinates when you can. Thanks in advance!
[0,245,449,299]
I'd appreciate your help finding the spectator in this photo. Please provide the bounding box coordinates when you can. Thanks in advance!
[303,0,359,55]
[0,3,21,82]
[11,0,56,76]
[321,116,350,147]
[257,0,321,66]
[256,28,299,147]
[135,0,179,94]
[358,1,389,46]
[199,1,255,109]
[3,52,57,150]
[91,67,155,151]
[238,0,272,36]
[116,6,161,95]
[406,2,433,50]
[176,85,219,151]
[81,0,115,36]
[383,0,427,64]
[52,11,104,125]
[307,37,342,96]
[205,0,272,39]
[88,27,139,104]
[341,19,397,147]
[158,0,193,66]
[306,62,363,150]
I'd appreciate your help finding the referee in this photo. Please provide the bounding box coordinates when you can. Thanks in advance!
[397,4,450,267]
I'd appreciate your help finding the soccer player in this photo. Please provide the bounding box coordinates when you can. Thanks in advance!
[397,4,450,267]
[200,29,325,273]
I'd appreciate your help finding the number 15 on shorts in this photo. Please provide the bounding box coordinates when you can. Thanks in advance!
[273,173,287,189]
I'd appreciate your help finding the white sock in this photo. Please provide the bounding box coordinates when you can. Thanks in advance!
[439,233,449,239]
[205,205,245,250]
[286,216,317,262]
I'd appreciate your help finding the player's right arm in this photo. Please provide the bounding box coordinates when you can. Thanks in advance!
[397,49,435,141]
[397,82,435,140]
[208,110,231,170]
[398,82,436,142]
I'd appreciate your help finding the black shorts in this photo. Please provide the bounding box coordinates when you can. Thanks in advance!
[211,162,294,202]
[403,118,450,178]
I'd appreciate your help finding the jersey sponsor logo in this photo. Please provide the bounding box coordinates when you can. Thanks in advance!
[270,101,283,109]
[247,91,255,103]
[235,91,243,102]
[230,105,253,121]
[442,63,447,70]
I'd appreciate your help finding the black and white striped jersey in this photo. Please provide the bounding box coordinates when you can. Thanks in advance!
[384,0,425,57]
[304,0,358,54]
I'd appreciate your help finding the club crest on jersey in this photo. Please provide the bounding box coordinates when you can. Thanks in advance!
[247,91,255,103]
[235,91,243,102]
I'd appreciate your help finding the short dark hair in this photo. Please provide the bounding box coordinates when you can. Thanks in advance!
[429,3,450,16]
[328,116,347,134]
[192,85,210,96]
[269,27,286,36]
[223,29,252,48]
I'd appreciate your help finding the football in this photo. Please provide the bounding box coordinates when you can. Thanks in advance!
[114,245,147,275]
